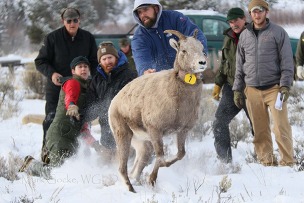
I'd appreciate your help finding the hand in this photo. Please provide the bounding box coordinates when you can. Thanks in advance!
[81,123,96,145]
[52,72,63,86]
[279,86,290,102]
[143,69,156,75]
[212,84,221,101]
[297,66,304,80]
[66,105,80,120]
[233,91,244,109]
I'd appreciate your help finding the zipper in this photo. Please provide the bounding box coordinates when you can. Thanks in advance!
[156,30,162,39]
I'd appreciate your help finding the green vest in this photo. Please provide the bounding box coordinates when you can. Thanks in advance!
[46,75,89,152]
[214,28,238,87]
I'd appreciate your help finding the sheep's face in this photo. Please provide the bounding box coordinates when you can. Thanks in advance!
[176,37,207,74]
[168,32,207,74]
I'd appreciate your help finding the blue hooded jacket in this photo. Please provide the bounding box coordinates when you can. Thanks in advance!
[132,0,208,75]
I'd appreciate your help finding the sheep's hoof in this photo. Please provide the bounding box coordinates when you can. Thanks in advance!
[127,183,136,193]
[148,176,157,187]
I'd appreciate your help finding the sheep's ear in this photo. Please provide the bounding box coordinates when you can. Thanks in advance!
[169,38,178,51]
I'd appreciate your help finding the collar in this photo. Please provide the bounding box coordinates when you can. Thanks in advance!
[177,69,202,85]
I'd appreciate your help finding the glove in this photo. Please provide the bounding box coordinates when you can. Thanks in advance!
[279,86,290,102]
[212,84,221,101]
[66,104,80,120]
[91,141,104,152]
[297,66,304,79]
[233,91,244,109]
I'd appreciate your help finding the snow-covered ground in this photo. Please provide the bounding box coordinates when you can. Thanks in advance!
[0,67,304,202]
[1,9,304,203]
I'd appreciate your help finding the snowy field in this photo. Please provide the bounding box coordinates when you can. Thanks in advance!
[1,11,304,203]
[1,64,304,203]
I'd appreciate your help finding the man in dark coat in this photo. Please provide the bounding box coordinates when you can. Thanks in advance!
[34,7,98,161]
[212,8,253,163]
[85,41,137,151]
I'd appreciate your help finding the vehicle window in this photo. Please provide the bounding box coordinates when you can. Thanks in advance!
[202,19,229,36]
[188,17,196,25]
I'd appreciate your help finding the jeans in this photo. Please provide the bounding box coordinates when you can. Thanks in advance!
[213,83,253,163]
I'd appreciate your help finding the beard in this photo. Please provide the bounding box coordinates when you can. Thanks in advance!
[141,11,157,28]
[143,17,156,28]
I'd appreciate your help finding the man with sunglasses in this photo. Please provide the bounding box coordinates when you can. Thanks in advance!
[35,7,98,163]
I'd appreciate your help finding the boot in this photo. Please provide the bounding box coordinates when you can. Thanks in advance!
[18,155,34,172]
[298,159,304,171]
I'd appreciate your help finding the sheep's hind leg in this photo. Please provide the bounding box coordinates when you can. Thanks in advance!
[130,140,153,182]
[113,122,135,192]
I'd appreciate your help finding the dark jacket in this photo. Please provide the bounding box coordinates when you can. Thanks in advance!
[35,26,98,114]
[296,31,304,67]
[85,51,137,148]
[215,27,242,87]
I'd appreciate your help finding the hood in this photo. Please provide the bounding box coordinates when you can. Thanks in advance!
[132,0,163,28]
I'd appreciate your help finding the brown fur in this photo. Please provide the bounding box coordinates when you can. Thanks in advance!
[108,30,207,192]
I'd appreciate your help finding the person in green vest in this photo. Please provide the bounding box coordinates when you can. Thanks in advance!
[119,38,137,76]
[18,56,101,179]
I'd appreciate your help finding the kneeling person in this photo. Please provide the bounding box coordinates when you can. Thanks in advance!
[19,56,99,178]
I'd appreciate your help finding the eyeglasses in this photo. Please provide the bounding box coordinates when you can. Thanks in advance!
[66,18,79,24]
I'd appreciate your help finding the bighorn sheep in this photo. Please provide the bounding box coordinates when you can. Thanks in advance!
[108,29,207,192]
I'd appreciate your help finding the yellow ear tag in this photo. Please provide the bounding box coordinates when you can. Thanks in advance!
[184,73,196,85]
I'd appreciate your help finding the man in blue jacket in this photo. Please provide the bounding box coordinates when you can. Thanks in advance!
[132,0,208,76]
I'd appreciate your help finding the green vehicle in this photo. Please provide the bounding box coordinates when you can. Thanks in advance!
[94,9,299,70]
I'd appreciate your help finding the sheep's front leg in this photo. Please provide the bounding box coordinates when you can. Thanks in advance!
[148,129,166,186]
[148,130,188,186]
[164,131,187,166]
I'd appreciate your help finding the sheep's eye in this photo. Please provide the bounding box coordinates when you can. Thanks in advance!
[182,50,187,54]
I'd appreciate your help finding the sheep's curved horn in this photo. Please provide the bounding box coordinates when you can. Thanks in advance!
[164,30,186,40]
[193,29,198,39]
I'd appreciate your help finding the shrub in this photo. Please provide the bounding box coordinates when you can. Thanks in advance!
[22,65,46,99]
[191,88,216,141]
[0,81,21,120]
[0,152,23,181]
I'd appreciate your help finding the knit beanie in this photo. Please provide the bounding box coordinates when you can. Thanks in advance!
[70,56,90,69]
[97,41,119,62]
[226,7,245,21]
[248,0,269,12]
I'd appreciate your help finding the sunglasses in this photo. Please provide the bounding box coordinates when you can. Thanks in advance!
[66,18,79,24]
